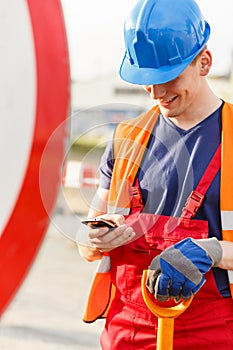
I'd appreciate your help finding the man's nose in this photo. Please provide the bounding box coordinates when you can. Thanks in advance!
[144,84,166,99]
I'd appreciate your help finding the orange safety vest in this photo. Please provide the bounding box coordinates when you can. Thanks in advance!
[83,102,233,323]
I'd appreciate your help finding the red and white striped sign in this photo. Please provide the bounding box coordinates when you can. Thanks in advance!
[0,0,70,314]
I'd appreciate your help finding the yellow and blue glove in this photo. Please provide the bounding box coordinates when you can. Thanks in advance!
[146,237,222,301]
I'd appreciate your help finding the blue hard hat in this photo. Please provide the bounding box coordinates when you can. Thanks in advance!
[119,0,210,85]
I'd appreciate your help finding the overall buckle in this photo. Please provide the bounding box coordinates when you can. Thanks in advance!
[182,190,204,218]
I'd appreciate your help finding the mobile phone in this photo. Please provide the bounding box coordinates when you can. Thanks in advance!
[81,218,117,229]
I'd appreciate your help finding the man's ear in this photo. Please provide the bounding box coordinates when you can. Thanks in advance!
[143,85,151,94]
[199,49,212,76]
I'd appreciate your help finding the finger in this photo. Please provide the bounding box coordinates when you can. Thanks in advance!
[88,227,110,239]
[109,226,135,244]
[89,226,135,249]
[99,214,125,226]
[154,274,170,301]
[146,257,161,294]
[179,280,194,300]
[89,225,131,242]
[146,270,156,294]
[169,278,182,298]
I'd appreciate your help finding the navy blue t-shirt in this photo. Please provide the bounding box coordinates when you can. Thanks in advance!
[99,103,230,297]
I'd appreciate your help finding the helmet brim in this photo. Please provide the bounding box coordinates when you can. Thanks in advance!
[119,42,209,86]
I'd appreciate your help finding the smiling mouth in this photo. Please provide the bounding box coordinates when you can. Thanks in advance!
[160,96,177,106]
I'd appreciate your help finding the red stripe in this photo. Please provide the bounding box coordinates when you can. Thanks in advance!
[195,144,221,195]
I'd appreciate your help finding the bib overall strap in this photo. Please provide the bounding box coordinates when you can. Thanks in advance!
[182,144,221,219]
[129,179,144,214]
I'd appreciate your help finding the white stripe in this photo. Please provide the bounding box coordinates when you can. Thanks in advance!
[96,255,111,273]
[0,1,36,234]
[228,270,233,284]
[107,205,130,215]
[221,211,233,230]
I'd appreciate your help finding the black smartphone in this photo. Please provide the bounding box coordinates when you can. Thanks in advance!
[81,218,117,229]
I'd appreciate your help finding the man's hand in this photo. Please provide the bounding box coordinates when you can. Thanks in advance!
[146,237,222,302]
[88,214,135,252]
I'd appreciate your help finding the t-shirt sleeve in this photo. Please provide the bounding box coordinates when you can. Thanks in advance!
[98,140,114,189]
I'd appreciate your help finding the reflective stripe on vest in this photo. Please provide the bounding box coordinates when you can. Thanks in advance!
[221,211,233,296]
[221,102,233,297]
[221,211,233,231]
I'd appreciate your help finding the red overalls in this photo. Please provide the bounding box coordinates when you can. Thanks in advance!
[100,146,233,349]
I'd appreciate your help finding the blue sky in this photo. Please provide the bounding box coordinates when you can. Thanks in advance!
[61,0,233,81]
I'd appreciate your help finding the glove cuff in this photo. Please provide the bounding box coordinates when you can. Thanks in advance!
[194,237,222,267]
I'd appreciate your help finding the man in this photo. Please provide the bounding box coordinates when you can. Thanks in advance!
[78,0,233,348]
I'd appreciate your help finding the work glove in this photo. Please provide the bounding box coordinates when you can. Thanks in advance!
[146,237,222,302]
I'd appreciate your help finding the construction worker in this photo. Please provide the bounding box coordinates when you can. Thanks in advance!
[78,0,233,348]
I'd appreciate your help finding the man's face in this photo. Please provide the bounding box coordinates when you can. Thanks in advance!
[144,60,204,119]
